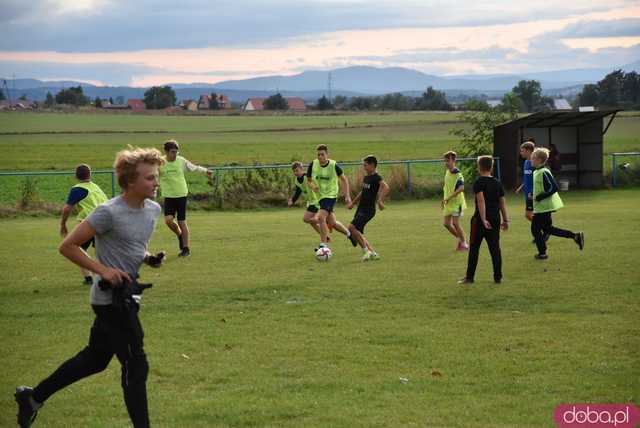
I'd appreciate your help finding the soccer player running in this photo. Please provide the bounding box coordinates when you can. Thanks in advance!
[60,164,109,285]
[347,155,389,261]
[530,147,584,260]
[288,161,349,240]
[159,139,213,257]
[441,151,468,251]
[307,144,353,251]
[15,147,165,428]
[459,156,509,284]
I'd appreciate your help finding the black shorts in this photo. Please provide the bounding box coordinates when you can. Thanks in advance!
[80,237,95,251]
[306,205,319,214]
[319,198,337,213]
[164,196,187,221]
[525,196,533,211]
[351,206,376,233]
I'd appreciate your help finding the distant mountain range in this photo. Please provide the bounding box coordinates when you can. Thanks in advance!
[3,62,638,103]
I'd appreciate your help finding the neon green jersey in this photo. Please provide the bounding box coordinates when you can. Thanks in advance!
[295,176,319,208]
[533,167,564,213]
[311,159,339,199]
[159,156,188,198]
[443,168,466,214]
[72,181,109,221]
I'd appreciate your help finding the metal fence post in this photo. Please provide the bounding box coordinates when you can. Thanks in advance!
[495,157,501,181]
[611,154,617,187]
[406,162,413,194]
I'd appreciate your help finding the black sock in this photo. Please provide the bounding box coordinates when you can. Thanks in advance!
[178,234,183,249]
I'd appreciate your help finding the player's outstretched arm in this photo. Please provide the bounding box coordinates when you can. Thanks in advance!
[339,174,351,204]
[378,180,390,210]
[59,220,131,285]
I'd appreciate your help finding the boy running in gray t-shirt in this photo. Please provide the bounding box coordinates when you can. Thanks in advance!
[15,147,165,428]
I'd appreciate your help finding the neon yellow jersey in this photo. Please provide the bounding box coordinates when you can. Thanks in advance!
[533,167,564,213]
[443,168,466,214]
[311,159,339,199]
[159,156,189,198]
[295,177,319,208]
[72,181,109,221]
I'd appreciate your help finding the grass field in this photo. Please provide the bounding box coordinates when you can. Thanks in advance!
[1,111,639,206]
[0,191,638,427]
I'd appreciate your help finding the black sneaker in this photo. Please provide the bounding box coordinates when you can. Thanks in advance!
[534,254,548,260]
[494,278,502,284]
[347,234,357,247]
[178,247,191,257]
[83,276,93,286]
[457,277,474,284]
[574,232,584,250]
[15,386,39,428]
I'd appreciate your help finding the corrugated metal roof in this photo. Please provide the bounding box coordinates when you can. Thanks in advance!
[496,109,620,129]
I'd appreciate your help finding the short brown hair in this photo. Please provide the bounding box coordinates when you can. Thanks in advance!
[291,161,303,170]
[163,139,179,152]
[477,155,493,172]
[114,146,164,189]
[363,155,377,167]
[316,144,328,153]
[520,141,535,152]
[443,151,457,160]
[532,147,549,164]
[75,164,91,180]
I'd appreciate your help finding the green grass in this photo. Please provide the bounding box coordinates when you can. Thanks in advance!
[0,191,638,427]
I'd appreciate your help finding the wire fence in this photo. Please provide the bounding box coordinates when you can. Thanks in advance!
[610,152,640,187]
[0,157,501,209]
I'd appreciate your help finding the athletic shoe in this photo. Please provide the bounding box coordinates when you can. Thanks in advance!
[15,386,39,428]
[534,254,548,260]
[83,276,93,286]
[574,232,584,250]
[369,252,380,261]
[348,234,357,247]
[494,277,502,284]
[361,251,372,262]
[456,242,469,252]
[178,247,191,257]
[457,277,474,284]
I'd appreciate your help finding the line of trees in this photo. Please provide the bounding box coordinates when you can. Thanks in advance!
[315,86,453,111]
[143,86,176,109]
[577,70,640,109]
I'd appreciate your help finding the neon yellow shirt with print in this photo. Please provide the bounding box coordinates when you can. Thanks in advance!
[72,181,109,221]
[443,168,467,215]
[159,156,189,198]
[533,167,564,214]
[295,176,319,208]
[311,159,339,199]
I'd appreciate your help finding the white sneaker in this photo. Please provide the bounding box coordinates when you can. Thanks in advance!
[369,252,380,261]
[362,251,372,262]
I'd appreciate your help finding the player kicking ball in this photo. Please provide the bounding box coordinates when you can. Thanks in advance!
[288,161,349,241]
[347,155,389,261]
[307,144,353,253]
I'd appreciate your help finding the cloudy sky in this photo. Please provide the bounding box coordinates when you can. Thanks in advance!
[1,0,639,86]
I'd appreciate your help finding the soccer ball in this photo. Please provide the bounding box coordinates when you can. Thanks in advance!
[315,246,332,262]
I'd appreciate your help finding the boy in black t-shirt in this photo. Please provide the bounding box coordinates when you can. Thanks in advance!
[347,155,389,261]
[459,156,509,284]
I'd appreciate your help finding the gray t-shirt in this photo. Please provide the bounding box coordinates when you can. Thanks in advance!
[86,196,161,305]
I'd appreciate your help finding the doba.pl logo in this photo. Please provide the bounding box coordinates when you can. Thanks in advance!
[555,404,640,428]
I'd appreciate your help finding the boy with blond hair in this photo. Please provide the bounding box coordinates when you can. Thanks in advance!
[16,147,165,428]
[530,147,584,260]
[442,151,468,251]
